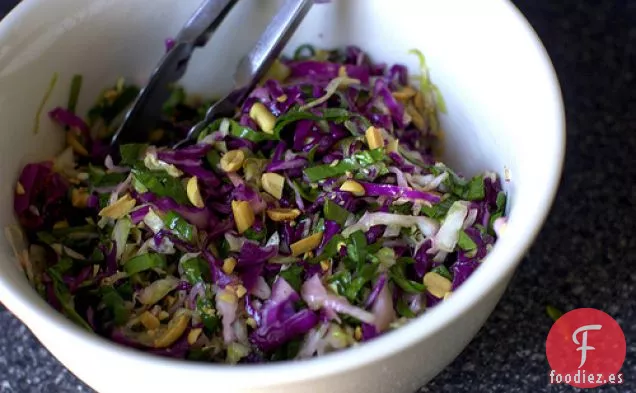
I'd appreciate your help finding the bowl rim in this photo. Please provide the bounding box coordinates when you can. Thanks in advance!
[0,0,565,388]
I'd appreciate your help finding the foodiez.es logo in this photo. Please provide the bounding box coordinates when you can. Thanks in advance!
[546,308,626,388]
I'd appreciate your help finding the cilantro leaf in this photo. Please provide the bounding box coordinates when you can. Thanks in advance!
[132,168,189,204]
[304,149,385,181]
[273,107,371,137]
[293,180,319,202]
[324,199,349,226]
[88,164,128,188]
[163,211,196,243]
[431,265,452,281]
[279,265,304,292]
[119,144,148,166]
[67,74,82,114]
[47,268,92,331]
[346,230,368,271]
[100,286,130,325]
[309,234,344,264]
[456,175,486,201]
[546,305,564,322]
[88,84,139,126]
[181,257,210,284]
[343,263,378,303]
[124,253,166,275]
[457,230,477,251]
[389,265,426,294]
[489,191,508,235]
[197,298,221,333]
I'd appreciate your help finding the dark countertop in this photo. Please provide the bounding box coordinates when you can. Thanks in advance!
[1,1,634,392]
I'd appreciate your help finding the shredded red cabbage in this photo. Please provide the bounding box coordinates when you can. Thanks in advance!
[11,45,506,364]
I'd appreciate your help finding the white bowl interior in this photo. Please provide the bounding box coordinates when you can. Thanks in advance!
[0,1,564,392]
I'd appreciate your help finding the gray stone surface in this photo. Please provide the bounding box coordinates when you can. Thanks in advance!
[0,0,634,392]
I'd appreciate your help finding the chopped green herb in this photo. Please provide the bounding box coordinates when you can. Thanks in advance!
[88,84,139,126]
[396,296,416,318]
[346,230,367,270]
[408,49,447,113]
[89,247,105,262]
[306,145,320,163]
[373,248,395,265]
[228,120,279,142]
[496,191,506,210]
[67,74,83,114]
[309,234,344,264]
[181,257,209,284]
[34,72,59,134]
[313,217,326,234]
[429,166,486,202]
[457,230,477,251]
[546,305,564,322]
[119,143,148,166]
[324,199,349,226]
[489,191,508,235]
[197,298,221,333]
[279,265,304,292]
[421,196,458,219]
[116,280,134,298]
[396,256,416,265]
[37,225,100,248]
[36,232,57,245]
[244,226,267,243]
[217,239,231,260]
[187,348,211,361]
[200,118,279,143]
[389,265,426,294]
[398,146,430,168]
[355,162,389,181]
[132,169,189,204]
[271,338,302,360]
[50,257,73,275]
[273,107,371,137]
[390,202,414,215]
[100,286,129,325]
[205,150,221,169]
[343,263,378,302]
[328,270,351,296]
[163,211,195,243]
[304,148,385,181]
[456,175,486,201]
[293,181,320,202]
[366,241,384,255]
[431,265,452,281]
[124,253,166,275]
[98,193,111,210]
[14,46,507,362]
[88,164,129,188]
[47,268,92,331]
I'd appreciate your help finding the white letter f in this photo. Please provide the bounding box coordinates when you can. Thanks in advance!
[572,324,602,368]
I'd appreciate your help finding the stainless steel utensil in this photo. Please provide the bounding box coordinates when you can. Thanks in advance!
[110,0,239,147]
[174,0,314,147]
[112,0,314,149]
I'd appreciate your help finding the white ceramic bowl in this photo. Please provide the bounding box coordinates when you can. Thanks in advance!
[0,1,564,392]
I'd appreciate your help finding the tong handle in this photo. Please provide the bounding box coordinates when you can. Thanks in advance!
[177,0,239,47]
[233,0,314,102]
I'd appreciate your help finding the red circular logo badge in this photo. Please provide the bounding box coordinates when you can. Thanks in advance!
[546,308,626,388]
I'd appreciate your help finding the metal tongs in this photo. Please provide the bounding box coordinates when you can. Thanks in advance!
[111,0,314,149]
